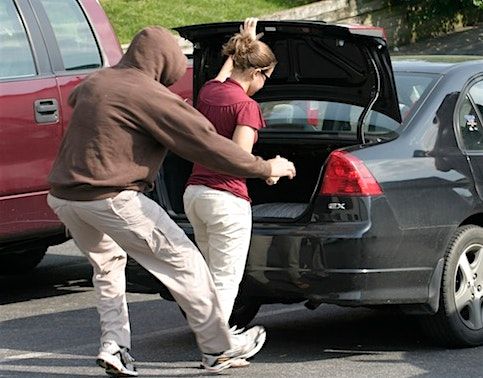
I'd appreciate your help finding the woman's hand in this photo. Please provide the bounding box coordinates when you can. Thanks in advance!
[240,17,258,40]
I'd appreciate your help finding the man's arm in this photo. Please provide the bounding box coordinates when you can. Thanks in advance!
[145,90,295,180]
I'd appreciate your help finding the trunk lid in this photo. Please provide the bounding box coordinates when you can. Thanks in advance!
[175,20,401,124]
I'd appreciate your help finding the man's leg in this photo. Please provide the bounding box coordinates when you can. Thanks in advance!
[75,190,231,354]
[47,194,137,376]
[47,194,130,348]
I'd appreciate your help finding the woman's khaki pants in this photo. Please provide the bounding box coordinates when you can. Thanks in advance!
[47,191,231,354]
[183,185,252,323]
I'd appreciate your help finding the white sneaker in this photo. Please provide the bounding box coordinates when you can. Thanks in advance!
[201,325,266,373]
[227,325,266,360]
[229,325,245,335]
[226,326,251,367]
[96,340,138,377]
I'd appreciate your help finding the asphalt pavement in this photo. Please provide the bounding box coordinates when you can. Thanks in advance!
[2,242,483,377]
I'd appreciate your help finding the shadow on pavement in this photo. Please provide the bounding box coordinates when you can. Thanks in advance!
[1,299,483,376]
[0,253,93,305]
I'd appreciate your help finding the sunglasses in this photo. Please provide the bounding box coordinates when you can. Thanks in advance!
[260,71,270,81]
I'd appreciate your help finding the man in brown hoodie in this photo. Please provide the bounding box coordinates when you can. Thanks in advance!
[47,26,295,376]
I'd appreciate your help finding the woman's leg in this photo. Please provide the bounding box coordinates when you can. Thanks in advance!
[188,187,252,323]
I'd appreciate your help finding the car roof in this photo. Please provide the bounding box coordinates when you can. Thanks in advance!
[392,55,483,74]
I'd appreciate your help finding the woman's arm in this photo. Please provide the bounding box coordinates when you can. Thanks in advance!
[232,125,256,153]
[232,125,280,185]
[213,56,234,82]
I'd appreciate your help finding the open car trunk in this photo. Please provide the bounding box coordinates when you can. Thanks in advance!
[158,21,402,222]
[158,135,355,222]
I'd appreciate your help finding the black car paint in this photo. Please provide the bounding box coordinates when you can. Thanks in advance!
[241,60,479,313]
[130,54,483,316]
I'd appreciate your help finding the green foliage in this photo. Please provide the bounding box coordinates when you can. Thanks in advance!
[100,0,316,44]
[389,0,481,16]
[388,0,482,38]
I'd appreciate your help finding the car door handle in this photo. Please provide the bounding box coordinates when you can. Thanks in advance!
[34,98,59,123]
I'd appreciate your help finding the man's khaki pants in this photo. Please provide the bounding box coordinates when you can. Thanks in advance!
[47,191,231,354]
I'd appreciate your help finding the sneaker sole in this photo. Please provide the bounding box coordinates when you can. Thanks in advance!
[229,358,251,368]
[200,358,250,370]
[202,357,232,374]
[96,356,139,377]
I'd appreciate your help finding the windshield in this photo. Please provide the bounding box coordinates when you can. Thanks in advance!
[259,72,439,139]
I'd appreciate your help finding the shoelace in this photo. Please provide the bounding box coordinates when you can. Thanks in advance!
[120,349,136,365]
[229,326,245,335]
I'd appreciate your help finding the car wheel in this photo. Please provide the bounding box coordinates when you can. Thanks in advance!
[228,297,261,329]
[0,247,47,275]
[420,225,483,347]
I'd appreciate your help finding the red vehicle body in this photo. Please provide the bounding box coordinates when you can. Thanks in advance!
[0,0,122,273]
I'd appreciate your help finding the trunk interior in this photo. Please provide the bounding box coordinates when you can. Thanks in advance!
[159,136,354,222]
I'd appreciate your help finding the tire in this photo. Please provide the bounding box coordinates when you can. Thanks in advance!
[0,247,47,275]
[420,225,483,347]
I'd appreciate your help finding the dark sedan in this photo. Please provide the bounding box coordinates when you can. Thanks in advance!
[128,20,483,348]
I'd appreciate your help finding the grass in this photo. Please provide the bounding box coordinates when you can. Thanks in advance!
[99,0,316,44]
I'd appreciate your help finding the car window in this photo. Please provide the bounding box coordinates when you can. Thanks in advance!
[260,100,398,136]
[259,72,437,139]
[0,0,36,79]
[458,80,483,151]
[394,73,436,119]
[39,0,102,71]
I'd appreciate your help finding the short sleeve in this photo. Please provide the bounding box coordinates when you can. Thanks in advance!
[198,79,221,100]
[236,101,266,131]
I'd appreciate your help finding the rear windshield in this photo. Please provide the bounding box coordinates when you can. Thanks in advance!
[259,72,439,139]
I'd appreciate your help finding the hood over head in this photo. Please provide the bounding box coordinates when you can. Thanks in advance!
[117,26,187,86]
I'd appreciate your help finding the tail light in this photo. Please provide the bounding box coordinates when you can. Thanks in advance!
[321,150,382,196]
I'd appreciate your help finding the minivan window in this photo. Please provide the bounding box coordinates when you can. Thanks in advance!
[0,0,36,79]
[259,72,438,139]
[39,0,102,71]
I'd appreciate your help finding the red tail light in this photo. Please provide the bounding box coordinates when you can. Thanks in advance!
[321,150,382,196]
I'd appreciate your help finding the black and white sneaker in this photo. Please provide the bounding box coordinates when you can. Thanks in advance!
[201,325,266,373]
[96,340,138,377]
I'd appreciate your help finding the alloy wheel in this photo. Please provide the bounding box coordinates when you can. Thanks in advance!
[454,243,483,330]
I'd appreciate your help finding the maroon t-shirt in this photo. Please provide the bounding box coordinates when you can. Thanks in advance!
[186,78,265,202]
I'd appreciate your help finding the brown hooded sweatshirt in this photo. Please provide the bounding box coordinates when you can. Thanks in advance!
[48,26,271,201]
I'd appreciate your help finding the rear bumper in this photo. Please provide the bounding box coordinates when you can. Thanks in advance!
[122,210,448,313]
[243,262,436,306]
[175,220,444,309]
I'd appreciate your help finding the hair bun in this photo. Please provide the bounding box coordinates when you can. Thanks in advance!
[222,30,276,71]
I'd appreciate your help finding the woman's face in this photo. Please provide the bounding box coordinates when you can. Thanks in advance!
[247,66,274,97]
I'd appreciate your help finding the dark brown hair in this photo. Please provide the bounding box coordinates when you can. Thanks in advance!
[222,33,277,72]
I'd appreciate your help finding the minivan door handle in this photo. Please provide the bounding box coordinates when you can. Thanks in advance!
[34,98,59,124]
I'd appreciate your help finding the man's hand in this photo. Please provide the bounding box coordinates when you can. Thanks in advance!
[267,155,296,181]
[240,17,259,40]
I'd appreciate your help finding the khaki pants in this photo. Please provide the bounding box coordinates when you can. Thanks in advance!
[47,191,230,354]
[183,185,252,323]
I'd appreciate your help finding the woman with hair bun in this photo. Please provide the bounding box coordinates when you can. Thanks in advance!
[183,18,291,367]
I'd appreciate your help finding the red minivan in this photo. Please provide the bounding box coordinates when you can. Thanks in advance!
[0,0,122,273]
